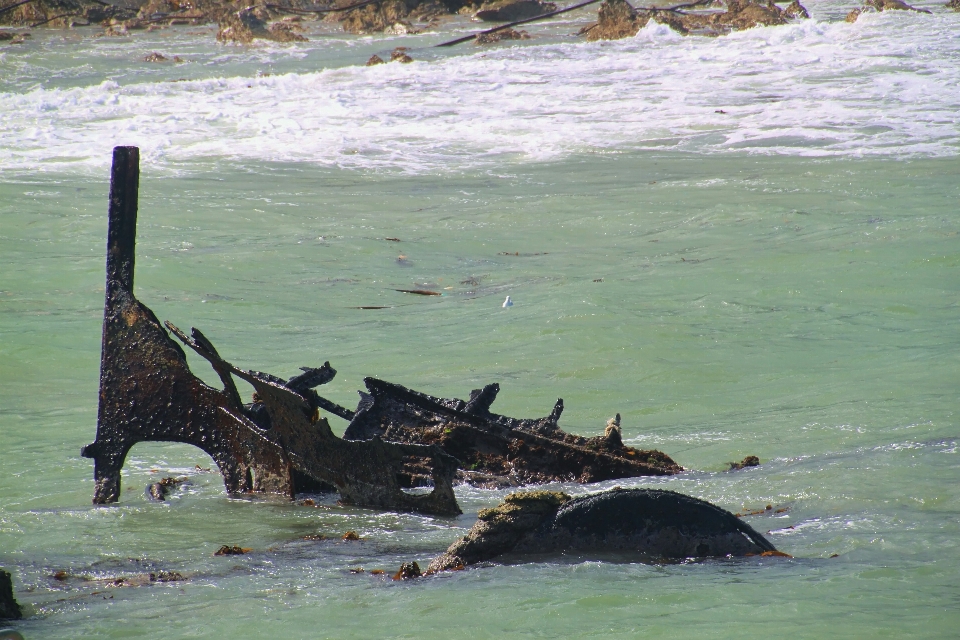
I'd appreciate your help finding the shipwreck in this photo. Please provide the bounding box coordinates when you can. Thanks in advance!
[82,146,682,517]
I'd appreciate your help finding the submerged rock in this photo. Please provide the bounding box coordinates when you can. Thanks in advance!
[949,0,960,10]
[475,26,530,43]
[427,488,782,572]
[473,0,556,21]
[0,570,22,621]
[729,455,760,470]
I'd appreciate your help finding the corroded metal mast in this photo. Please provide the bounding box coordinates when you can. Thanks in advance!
[82,146,295,504]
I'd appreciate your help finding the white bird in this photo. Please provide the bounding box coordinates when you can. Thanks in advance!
[502,295,513,308]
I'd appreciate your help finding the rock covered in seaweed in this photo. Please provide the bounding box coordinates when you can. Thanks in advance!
[428,488,783,572]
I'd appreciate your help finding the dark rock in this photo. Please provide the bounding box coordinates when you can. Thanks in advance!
[146,476,188,501]
[474,0,555,21]
[390,47,414,62]
[0,570,22,621]
[428,488,782,572]
[217,8,307,43]
[144,51,168,62]
[729,455,760,470]
[0,0,132,27]
[366,54,385,65]
[584,0,809,41]
[846,0,931,21]
[214,545,250,555]
[584,0,644,41]
[475,26,530,42]
[392,561,423,580]
[949,0,960,10]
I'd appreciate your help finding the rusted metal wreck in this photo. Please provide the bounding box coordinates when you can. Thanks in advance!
[82,146,681,517]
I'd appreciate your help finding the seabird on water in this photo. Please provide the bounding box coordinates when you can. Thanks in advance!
[502,296,513,308]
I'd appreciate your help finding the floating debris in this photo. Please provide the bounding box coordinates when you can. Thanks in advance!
[214,545,251,556]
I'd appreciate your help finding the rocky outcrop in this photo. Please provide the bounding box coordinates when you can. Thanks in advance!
[583,0,644,40]
[949,0,960,10]
[338,0,462,34]
[475,26,530,42]
[0,0,133,27]
[473,0,555,21]
[216,7,307,43]
[846,0,931,21]
[0,570,22,621]
[427,487,783,572]
[584,0,809,41]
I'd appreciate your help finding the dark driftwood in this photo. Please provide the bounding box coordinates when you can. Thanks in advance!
[342,378,682,487]
[81,146,461,516]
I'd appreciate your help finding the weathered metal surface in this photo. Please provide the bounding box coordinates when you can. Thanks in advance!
[81,146,294,504]
[168,324,461,516]
[342,378,683,488]
[82,146,461,516]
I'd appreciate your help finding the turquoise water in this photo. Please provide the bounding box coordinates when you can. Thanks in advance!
[2,3,960,638]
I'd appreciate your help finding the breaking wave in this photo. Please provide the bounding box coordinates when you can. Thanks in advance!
[1,7,958,175]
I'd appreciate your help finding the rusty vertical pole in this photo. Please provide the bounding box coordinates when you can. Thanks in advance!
[90,146,140,504]
[105,146,139,298]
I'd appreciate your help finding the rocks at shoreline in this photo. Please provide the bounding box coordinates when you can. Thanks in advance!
[846,0,931,22]
[949,0,960,11]
[426,487,784,573]
[0,0,134,28]
[473,0,556,22]
[217,7,308,43]
[584,0,810,41]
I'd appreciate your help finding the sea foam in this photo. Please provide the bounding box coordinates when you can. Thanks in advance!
[0,8,957,175]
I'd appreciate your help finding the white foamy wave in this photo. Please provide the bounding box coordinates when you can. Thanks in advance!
[0,10,958,175]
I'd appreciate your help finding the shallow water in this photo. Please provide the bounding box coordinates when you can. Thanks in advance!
[1,2,959,638]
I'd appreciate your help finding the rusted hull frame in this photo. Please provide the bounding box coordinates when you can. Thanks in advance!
[342,378,683,486]
[82,146,461,516]
[167,322,461,516]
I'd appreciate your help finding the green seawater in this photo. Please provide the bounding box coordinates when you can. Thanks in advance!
[1,152,958,637]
